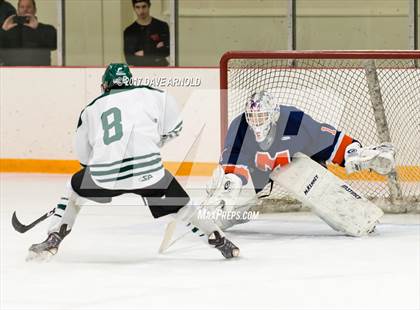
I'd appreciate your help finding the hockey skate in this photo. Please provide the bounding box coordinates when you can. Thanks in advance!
[345,142,396,175]
[26,233,63,262]
[208,231,240,259]
[26,225,69,262]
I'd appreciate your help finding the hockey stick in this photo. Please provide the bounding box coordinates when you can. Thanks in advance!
[158,219,177,253]
[159,223,191,254]
[158,124,206,254]
[11,209,55,233]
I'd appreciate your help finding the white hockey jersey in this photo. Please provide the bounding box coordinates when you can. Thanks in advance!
[75,86,182,190]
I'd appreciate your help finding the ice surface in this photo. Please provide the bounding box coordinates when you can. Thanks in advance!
[1,174,419,310]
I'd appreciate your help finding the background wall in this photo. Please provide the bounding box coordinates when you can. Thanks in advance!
[1,65,418,167]
[296,0,412,50]
[0,67,220,163]
[178,0,288,66]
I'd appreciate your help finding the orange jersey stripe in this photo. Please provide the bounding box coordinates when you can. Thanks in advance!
[332,134,354,166]
[222,164,250,181]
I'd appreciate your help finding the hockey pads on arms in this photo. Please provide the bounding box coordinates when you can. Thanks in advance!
[202,166,257,230]
[271,153,383,237]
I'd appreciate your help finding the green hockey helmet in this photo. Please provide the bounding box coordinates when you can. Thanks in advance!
[101,63,133,91]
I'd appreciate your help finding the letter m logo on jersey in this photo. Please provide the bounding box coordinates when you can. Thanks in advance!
[255,150,291,171]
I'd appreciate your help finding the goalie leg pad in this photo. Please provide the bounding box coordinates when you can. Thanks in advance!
[176,202,223,236]
[171,202,241,258]
[212,196,258,231]
[270,153,384,237]
[202,171,258,230]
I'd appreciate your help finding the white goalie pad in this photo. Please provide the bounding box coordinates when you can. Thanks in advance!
[270,153,384,237]
[205,165,226,196]
[202,169,258,230]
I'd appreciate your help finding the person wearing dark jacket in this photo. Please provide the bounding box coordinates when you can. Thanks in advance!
[0,0,16,64]
[124,0,169,67]
[0,0,56,66]
[0,0,16,27]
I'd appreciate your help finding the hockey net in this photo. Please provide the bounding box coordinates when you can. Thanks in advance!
[220,51,420,213]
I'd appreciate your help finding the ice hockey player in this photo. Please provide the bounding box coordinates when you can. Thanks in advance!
[27,63,239,261]
[204,90,394,236]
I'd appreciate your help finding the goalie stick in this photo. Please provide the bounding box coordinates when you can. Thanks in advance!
[12,209,55,233]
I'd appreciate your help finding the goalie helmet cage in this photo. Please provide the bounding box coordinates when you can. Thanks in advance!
[220,50,420,213]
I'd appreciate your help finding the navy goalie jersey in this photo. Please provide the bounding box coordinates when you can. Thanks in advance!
[220,105,356,192]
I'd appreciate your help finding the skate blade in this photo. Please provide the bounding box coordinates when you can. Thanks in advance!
[232,248,240,258]
[26,250,56,262]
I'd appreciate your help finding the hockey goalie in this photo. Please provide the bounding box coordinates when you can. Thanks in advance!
[203,90,396,237]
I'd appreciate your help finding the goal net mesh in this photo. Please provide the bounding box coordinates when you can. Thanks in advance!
[221,53,420,213]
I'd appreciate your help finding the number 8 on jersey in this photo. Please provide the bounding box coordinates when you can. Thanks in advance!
[101,107,123,145]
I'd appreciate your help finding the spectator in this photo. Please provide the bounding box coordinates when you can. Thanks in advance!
[0,0,15,65]
[0,0,16,27]
[124,0,169,67]
[0,0,56,66]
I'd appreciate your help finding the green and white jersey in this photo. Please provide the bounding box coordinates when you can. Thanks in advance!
[75,86,182,190]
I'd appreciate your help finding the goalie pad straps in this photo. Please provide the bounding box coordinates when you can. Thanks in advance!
[213,195,258,231]
[175,202,224,237]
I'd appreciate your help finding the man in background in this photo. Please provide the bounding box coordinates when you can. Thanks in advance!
[0,0,56,66]
[0,0,15,26]
[124,0,169,67]
[0,0,15,65]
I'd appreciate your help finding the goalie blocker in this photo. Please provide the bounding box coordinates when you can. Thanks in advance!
[270,153,384,236]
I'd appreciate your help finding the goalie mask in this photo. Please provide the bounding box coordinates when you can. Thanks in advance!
[245,90,279,143]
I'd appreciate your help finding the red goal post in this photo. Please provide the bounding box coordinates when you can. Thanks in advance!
[219,50,420,212]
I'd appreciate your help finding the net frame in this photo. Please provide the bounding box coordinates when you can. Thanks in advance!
[220,50,420,213]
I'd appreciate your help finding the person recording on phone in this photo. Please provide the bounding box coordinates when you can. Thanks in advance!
[0,0,15,65]
[0,0,16,27]
[0,0,56,66]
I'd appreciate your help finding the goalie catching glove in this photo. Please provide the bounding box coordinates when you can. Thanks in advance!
[344,142,396,175]
[202,166,258,231]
